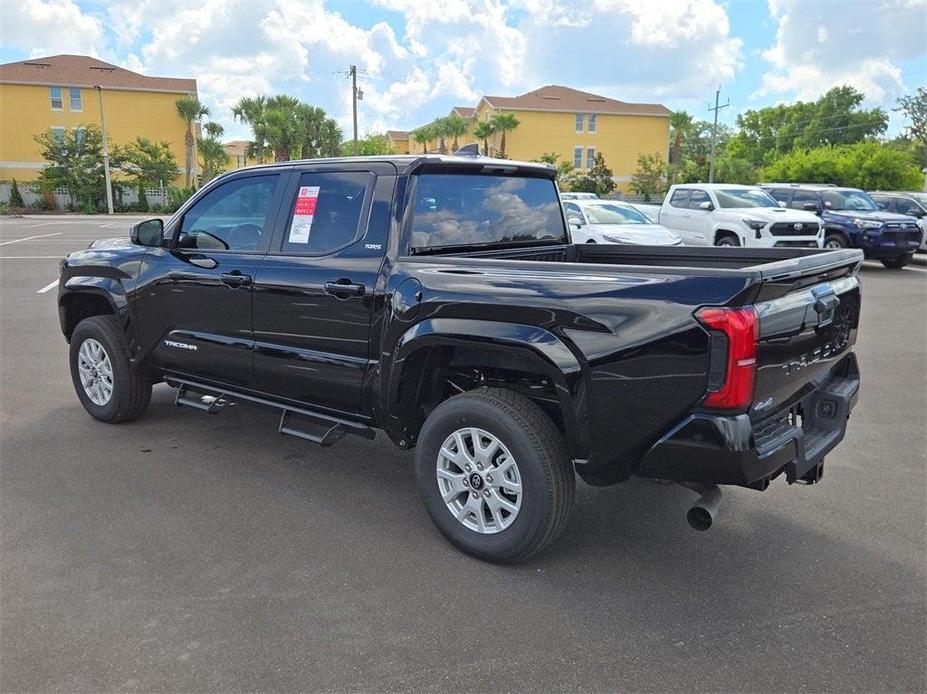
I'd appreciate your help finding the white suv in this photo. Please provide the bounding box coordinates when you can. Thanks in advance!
[659,184,823,248]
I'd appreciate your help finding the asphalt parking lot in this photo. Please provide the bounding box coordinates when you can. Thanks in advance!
[1,215,925,692]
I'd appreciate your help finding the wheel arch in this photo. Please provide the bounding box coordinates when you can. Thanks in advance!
[714,228,741,244]
[381,318,589,459]
[59,287,119,341]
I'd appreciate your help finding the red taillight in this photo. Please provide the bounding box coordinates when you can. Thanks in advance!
[696,306,758,410]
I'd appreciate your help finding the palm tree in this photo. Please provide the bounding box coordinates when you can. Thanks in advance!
[197,136,230,181]
[433,118,449,154]
[473,120,494,155]
[669,110,693,166]
[489,112,519,157]
[175,96,210,187]
[443,113,470,151]
[319,119,342,157]
[203,122,224,139]
[412,125,433,154]
[232,96,267,162]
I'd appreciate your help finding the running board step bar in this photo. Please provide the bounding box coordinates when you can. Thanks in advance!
[167,377,375,447]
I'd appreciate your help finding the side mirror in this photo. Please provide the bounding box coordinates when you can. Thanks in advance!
[568,216,584,228]
[778,200,787,208]
[698,200,714,211]
[130,218,164,247]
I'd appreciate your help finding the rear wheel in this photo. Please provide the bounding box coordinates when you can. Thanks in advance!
[881,253,913,269]
[715,233,740,247]
[823,233,847,250]
[414,388,575,563]
[69,315,152,423]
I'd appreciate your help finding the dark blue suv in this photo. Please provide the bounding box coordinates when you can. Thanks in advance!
[762,184,921,268]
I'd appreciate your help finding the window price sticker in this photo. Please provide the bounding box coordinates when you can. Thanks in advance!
[288,186,320,243]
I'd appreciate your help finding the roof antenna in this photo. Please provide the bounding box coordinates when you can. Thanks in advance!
[453,143,480,157]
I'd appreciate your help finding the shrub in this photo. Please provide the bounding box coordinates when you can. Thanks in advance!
[9,179,24,208]
[164,186,195,213]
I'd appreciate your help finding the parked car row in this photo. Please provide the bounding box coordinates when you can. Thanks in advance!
[560,184,926,269]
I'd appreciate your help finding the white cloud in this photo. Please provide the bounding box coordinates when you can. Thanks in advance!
[0,0,104,57]
[756,0,926,105]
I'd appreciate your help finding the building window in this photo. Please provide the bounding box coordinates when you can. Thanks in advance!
[69,87,82,111]
[588,113,596,133]
[50,127,66,143]
[586,147,596,170]
[50,86,63,110]
[573,146,583,170]
[575,113,584,133]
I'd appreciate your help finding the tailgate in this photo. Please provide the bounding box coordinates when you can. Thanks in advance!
[750,250,862,419]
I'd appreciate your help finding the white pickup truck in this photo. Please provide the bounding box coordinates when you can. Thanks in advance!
[659,184,823,248]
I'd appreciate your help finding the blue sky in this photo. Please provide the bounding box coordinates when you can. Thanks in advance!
[1,0,924,141]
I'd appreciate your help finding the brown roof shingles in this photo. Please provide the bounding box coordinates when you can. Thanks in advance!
[482,85,669,117]
[0,54,196,94]
[451,106,475,117]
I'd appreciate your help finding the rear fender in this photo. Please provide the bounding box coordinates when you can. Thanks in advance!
[382,318,589,457]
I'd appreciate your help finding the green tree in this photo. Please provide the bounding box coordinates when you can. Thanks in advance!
[232,96,268,162]
[669,110,693,166]
[123,137,178,187]
[570,153,616,196]
[203,122,224,139]
[442,113,470,151]
[729,86,887,166]
[9,179,24,208]
[761,142,921,190]
[175,96,210,187]
[535,152,574,186]
[489,112,519,157]
[896,87,927,143]
[197,136,230,181]
[340,132,392,156]
[294,104,342,158]
[629,152,669,202]
[473,120,494,155]
[34,125,124,212]
[412,125,434,154]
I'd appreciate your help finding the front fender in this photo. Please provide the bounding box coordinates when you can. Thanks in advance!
[381,318,590,458]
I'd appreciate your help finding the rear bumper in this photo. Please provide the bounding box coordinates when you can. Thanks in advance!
[636,353,860,488]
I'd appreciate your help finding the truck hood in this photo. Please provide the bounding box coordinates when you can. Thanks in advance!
[64,236,146,270]
[722,207,820,223]
[826,209,917,224]
[591,223,682,246]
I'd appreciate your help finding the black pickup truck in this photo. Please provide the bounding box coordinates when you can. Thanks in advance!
[58,155,862,562]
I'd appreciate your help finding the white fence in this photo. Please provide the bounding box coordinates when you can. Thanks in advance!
[0,182,167,209]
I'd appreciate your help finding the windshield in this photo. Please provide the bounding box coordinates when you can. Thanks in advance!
[409,173,566,253]
[821,189,878,211]
[715,188,779,208]
[583,204,651,225]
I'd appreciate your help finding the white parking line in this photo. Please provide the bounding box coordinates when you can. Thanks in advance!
[37,280,59,294]
[0,232,62,246]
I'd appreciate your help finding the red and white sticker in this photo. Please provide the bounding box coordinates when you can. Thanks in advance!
[288,186,320,243]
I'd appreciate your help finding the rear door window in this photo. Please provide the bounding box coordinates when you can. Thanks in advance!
[669,189,689,208]
[408,173,565,253]
[278,171,373,255]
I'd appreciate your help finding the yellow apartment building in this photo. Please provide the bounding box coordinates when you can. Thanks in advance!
[402,86,670,193]
[387,130,411,154]
[0,54,197,184]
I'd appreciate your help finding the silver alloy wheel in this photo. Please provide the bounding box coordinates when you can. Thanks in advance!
[824,238,843,249]
[77,338,114,406]
[716,237,737,246]
[436,427,522,534]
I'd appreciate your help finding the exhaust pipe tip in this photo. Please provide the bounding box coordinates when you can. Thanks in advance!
[680,483,722,531]
[687,505,714,531]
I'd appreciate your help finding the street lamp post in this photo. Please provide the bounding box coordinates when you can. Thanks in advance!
[94,86,114,215]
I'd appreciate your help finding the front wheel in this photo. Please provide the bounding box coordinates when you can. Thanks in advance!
[69,315,152,423]
[823,233,847,250]
[881,253,913,269]
[715,233,740,247]
[414,388,575,563]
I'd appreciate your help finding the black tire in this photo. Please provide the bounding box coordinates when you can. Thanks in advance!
[69,315,152,423]
[823,233,847,250]
[881,253,913,269]
[414,387,575,563]
[715,233,740,247]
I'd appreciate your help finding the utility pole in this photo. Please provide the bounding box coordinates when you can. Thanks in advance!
[95,86,114,214]
[707,86,730,184]
[349,65,359,152]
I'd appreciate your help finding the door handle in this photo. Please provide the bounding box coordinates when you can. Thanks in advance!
[324,279,365,298]
[188,255,218,269]
[221,271,252,289]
